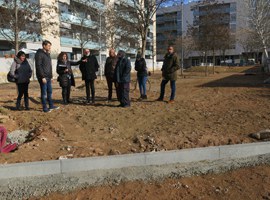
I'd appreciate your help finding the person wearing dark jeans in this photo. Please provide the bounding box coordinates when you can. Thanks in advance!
[35,40,59,112]
[79,48,99,104]
[38,78,54,110]
[9,51,32,110]
[135,52,148,100]
[157,46,180,104]
[85,79,95,103]
[105,49,118,102]
[114,50,131,107]
[159,79,176,101]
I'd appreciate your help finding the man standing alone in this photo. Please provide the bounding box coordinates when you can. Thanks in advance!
[114,50,131,107]
[35,40,59,112]
[79,48,99,104]
[157,46,180,103]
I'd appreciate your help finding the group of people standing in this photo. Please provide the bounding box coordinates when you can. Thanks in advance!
[9,39,180,112]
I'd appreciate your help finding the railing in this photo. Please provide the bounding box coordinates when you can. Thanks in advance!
[60,37,101,50]
[60,13,97,28]
[72,0,105,10]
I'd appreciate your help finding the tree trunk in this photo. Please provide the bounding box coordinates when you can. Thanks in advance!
[212,49,215,74]
[14,0,19,54]
[141,28,148,58]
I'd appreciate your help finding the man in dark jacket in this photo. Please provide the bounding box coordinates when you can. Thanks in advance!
[157,46,180,104]
[79,48,99,104]
[114,50,131,107]
[104,49,118,102]
[35,40,59,112]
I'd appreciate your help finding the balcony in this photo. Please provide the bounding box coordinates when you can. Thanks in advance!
[72,0,105,11]
[60,37,100,50]
[60,13,97,28]
[0,28,41,42]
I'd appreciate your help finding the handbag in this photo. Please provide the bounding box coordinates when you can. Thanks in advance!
[7,63,18,83]
[7,72,16,82]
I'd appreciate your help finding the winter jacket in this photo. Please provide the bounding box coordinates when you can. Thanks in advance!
[10,57,32,84]
[104,56,118,78]
[161,52,180,81]
[79,55,99,80]
[56,60,78,87]
[114,57,131,83]
[35,48,52,79]
[135,58,148,77]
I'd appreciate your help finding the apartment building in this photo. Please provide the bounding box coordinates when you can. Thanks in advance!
[157,0,251,66]
[0,0,155,61]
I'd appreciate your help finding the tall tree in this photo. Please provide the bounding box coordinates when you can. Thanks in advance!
[0,0,58,53]
[118,0,169,58]
[246,0,270,71]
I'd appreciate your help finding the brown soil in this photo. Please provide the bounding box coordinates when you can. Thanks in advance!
[31,164,270,200]
[0,66,270,164]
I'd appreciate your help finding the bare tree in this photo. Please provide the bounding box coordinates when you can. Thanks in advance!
[246,0,270,71]
[188,0,234,74]
[118,0,169,58]
[0,0,58,53]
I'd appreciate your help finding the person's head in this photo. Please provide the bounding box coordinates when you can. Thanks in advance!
[16,51,26,62]
[42,40,52,52]
[167,46,174,54]
[109,49,116,57]
[117,50,125,58]
[57,52,68,61]
[84,48,90,56]
[136,51,142,59]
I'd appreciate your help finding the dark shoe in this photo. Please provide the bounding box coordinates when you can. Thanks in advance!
[25,107,30,111]
[43,108,51,113]
[142,95,147,100]
[24,98,29,110]
[49,106,60,111]
[122,104,130,108]
[156,98,163,101]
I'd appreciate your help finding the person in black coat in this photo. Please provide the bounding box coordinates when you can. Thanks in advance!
[10,51,32,110]
[56,52,78,105]
[114,50,131,107]
[104,49,118,102]
[79,48,99,104]
[135,52,148,100]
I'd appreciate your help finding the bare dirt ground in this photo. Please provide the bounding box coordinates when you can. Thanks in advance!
[31,164,270,200]
[0,66,270,164]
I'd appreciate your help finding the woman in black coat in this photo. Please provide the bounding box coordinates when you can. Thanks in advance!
[10,51,32,110]
[56,52,77,104]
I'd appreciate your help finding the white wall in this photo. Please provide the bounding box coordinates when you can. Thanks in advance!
[0,58,163,84]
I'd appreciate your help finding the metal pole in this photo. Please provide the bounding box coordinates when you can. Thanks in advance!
[99,12,103,80]
[181,0,184,76]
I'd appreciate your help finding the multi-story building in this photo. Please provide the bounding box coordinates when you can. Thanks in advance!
[157,0,257,66]
[0,0,155,63]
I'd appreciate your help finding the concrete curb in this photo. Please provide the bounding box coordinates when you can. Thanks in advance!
[0,141,270,180]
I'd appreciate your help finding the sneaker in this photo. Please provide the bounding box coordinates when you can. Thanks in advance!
[168,100,175,104]
[49,106,60,111]
[43,108,51,113]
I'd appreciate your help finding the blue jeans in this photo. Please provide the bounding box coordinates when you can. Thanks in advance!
[137,76,147,96]
[38,78,54,110]
[159,79,176,100]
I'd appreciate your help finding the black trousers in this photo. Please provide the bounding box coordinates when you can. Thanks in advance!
[17,82,29,108]
[85,79,95,102]
[105,76,116,100]
[117,82,130,107]
[62,79,71,103]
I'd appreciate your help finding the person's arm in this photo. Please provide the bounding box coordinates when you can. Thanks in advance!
[95,56,99,72]
[142,58,147,71]
[70,60,80,66]
[170,56,180,73]
[56,62,66,75]
[123,59,131,76]
[28,62,32,79]
[9,61,17,78]
[35,53,45,79]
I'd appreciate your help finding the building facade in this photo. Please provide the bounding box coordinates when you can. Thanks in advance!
[0,0,156,63]
[156,0,258,66]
